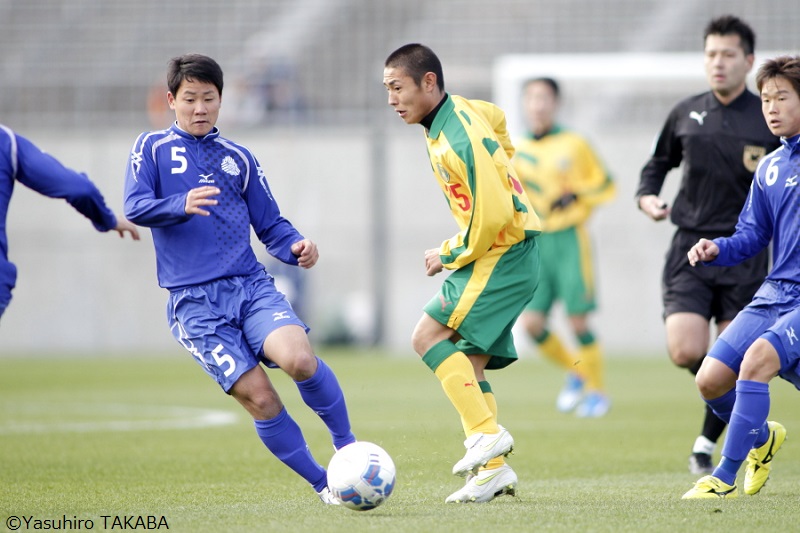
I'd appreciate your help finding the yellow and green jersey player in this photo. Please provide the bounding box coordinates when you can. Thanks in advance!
[513,77,616,418]
[384,43,540,504]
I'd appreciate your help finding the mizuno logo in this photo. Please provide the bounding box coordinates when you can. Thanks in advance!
[273,311,290,321]
[689,111,707,125]
[786,326,798,345]
[786,175,798,187]
[198,173,215,184]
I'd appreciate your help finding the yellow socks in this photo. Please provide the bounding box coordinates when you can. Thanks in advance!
[481,382,505,470]
[577,341,604,392]
[422,340,496,436]
[536,331,579,372]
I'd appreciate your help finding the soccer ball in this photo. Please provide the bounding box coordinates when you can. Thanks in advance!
[326,441,396,511]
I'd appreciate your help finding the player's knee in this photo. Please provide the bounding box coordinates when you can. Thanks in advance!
[695,371,727,400]
[248,395,283,419]
[668,348,702,369]
[282,351,318,381]
[410,327,430,357]
[740,339,780,381]
[232,385,282,419]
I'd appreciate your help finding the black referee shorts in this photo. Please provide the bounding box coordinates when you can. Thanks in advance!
[662,229,768,323]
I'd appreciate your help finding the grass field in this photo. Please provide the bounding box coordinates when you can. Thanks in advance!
[1,350,799,532]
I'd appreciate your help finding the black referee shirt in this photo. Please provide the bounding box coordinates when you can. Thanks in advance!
[637,89,780,233]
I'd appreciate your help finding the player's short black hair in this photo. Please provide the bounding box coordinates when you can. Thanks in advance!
[167,54,224,97]
[521,77,560,99]
[385,44,445,91]
[756,56,800,98]
[704,15,755,56]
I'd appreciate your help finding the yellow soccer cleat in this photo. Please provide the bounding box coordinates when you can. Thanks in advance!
[744,420,786,495]
[682,475,738,499]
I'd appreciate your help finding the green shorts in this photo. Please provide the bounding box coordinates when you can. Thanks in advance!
[525,226,596,315]
[424,238,539,369]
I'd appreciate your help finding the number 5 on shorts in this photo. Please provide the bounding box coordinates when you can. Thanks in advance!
[212,343,236,377]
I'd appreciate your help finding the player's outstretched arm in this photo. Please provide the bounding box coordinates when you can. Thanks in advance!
[291,239,319,269]
[637,194,671,222]
[112,219,140,240]
[687,238,719,267]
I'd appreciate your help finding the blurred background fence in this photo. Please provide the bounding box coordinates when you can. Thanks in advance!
[1,0,799,355]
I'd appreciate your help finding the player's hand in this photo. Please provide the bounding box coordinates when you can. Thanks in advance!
[687,238,719,267]
[424,248,443,276]
[185,186,220,216]
[291,239,319,269]
[638,194,670,221]
[550,192,578,211]
[113,219,141,240]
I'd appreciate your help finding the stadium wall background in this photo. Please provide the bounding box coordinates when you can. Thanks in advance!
[2,126,670,356]
[3,0,799,356]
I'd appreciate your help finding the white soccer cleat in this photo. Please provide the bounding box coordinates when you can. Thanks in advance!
[446,464,518,503]
[556,373,585,413]
[452,427,514,477]
[317,486,340,505]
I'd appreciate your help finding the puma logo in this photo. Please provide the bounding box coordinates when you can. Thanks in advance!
[689,111,707,125]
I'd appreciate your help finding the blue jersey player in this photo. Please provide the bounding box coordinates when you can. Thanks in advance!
[683,55,800,499]
[123,54,355,504]
[0,125,139,319]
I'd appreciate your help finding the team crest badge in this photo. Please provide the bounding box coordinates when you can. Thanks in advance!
[436,163,451,183]
[743,145,766,173]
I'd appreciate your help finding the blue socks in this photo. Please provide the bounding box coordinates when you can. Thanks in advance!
[295,357,356,450]
[712,380,770,485]
[706,388,736,424]
[254,408,328,492]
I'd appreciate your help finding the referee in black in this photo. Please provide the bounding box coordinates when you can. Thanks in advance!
[635,15,779,475]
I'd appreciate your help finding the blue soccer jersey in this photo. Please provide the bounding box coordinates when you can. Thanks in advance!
[124,123,304,290]
[0,124,118,313]
[708,133,800,282]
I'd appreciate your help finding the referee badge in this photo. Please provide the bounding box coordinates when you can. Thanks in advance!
[743,145,766,173]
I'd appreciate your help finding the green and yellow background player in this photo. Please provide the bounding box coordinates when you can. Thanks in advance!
[513,77,616,418]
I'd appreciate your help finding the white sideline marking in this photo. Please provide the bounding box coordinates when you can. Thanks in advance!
[0,403,238,434]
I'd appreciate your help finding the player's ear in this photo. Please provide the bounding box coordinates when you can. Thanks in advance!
[422,72,438,93]
[167,92,176,110]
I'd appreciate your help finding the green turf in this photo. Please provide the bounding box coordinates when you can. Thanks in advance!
[1,350,799,532]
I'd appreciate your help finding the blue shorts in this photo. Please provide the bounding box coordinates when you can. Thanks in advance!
[709,280,800,389]
[166,270,308,393]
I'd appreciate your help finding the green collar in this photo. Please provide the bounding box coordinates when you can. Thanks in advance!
[427,94,454,139]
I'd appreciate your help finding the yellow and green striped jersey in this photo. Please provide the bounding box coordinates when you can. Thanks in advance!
[425,95,540,270]
[513,127,615,233]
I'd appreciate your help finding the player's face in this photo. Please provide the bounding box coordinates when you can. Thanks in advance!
[168,79,221,137]
[704,34,753,100]
[383,67,439,125]
[522,81,558,136]
[761,76,800,138]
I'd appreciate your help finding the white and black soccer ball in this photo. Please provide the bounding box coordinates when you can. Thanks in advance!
[326,441,396,511]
